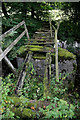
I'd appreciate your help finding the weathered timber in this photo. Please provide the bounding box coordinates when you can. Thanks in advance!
[49,16,53,37]
[35,31,54,34]
[0,21,25,40]
[0,47,16,74]
[15,52,32,94]
[27,42,54,45]
[0,30,26,61]
[24,22,29,39]
[55,29,59,81]
[27,38,54,42]
[48,52,51,85]
[43,52,50,97]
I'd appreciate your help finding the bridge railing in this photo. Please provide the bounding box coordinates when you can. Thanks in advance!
[0,20,29,61]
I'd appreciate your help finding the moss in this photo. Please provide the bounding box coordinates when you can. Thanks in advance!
[30,48,42,51]
[33,53,46,59]
[73,63,77,71]
[33,56,46,59]
[22,108,36,118]
[10,107,36,118]
[7,96,37,118]
[26,45,43,49]
[7,96,34,107]
[58,47,76,60]
[17,45,76,61]
[17,46,27,55]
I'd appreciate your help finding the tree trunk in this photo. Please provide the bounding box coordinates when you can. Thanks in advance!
[31,7,35,19]
[2,3,9,18]
[55,29,59,81]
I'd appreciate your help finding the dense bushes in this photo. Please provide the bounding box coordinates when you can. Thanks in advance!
[1,67,80,119]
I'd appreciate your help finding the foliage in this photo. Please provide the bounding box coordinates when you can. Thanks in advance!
[1,74,15,119]
[1,69,80,119]
[58,20,80,44]
[58,2,80,44]
[1,2,80,119]
[50,76,68,99]
[17,62,43,99]
[39,97,75,119]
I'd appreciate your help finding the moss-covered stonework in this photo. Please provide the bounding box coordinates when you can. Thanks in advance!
[58,47,76,60]
[17,45,76,61]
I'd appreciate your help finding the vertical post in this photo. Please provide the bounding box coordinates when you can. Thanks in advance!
[43,52,51,97]
[48,52,51,86]
[49,16,52,37]
[55,29,59,81]
[24,22,29,39]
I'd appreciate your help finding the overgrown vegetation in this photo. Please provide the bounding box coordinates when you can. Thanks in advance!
[1,69,80,119]
[1,2,80,120]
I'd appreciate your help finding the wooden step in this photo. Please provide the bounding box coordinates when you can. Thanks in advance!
[27,42,54,45]
[28,38,54,42]
[35,30,54,34]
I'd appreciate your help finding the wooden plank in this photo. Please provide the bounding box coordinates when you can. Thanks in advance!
[28,39,54,42]
[0,30,26,61]
[0,47,16,74]
[24,22,29,39]
[27,42,54,45]
[0,21,25,40]
[15,52,32,94]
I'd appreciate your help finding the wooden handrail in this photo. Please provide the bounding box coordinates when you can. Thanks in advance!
[0,30,26,61]
[0,21,25,40]
[0,21,29,61]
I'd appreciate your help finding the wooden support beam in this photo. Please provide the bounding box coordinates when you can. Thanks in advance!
[15,52,32,94]
[43,52,52,97]
[43,52,49,97]
[0,30,26,61]
[49,16,53,37]
[24,22,29,39]
[0,47,16,74]
[0,21,25,40]
[48,52,51,86]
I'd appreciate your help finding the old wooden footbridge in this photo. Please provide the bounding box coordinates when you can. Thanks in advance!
[0,21,55,95]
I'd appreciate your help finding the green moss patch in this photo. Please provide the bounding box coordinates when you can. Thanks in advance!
[58,47,76,60]
[17,45,76,60]
[33,53,46,59]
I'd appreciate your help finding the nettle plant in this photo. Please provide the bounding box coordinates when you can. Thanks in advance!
[18,62,43,99]
[39,96,75,119]
[1,75,15,119]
